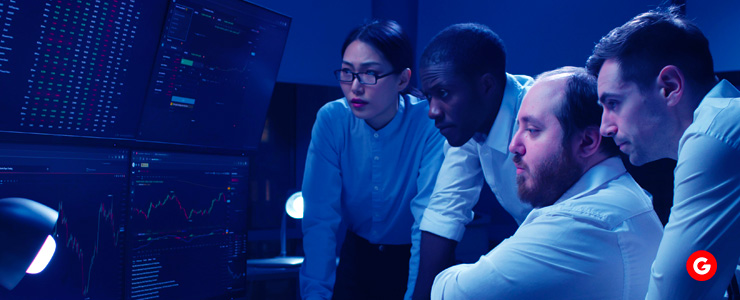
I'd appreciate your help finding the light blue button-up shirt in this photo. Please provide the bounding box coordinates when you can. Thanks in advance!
[300,94,445,300]
[420,73,534,242]
[647,80,740,300]
[432,157,663,299]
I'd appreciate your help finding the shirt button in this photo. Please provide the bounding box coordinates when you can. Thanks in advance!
[374,186,379,191]
[374,156,379,161]
[374,133,379,138]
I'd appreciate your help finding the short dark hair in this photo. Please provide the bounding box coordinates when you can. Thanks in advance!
[586,6,716,92]
[419,23,506,84]
[538,67,620,157]
[341,19,418,96]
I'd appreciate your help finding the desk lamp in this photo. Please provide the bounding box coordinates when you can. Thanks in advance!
[0,197,58,290]
[247,191,304,267]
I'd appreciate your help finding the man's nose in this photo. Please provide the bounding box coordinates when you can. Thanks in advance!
[428,102,442,120]
[600,111,617,137]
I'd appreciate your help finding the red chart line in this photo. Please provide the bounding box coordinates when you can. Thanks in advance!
[55,201,119,296]
[132,192,227,220]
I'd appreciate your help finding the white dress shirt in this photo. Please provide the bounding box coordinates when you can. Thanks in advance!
[300,94,445,300]
[647,80,740,300]
[432,157,664,300]
[420,73,534,242]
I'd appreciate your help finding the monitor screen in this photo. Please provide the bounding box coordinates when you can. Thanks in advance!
[0,0,290,150]
[126,150,249,299]
[0,0,166,139]
[136,0,291,150]
[0,143,129,300]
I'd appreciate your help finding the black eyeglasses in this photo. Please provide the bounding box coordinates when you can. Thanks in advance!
[334,69,398,85]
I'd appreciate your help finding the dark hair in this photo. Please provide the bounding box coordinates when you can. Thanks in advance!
[420,23,507,85]
[341,19,420,97]
[537,67,620,157]
[586,6,716,93]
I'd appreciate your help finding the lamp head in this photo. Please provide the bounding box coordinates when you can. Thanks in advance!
[285,191,303,219]
[0,198,58,290]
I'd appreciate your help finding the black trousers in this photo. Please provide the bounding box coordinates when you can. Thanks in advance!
[332,231,412,300]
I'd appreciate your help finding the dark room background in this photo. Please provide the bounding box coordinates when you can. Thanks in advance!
[246,0,740,264]
[0,0,737,299]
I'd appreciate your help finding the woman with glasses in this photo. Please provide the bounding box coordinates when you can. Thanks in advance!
[300,19,444,300]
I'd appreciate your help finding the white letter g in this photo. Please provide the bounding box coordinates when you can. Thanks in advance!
[693,257,710,275]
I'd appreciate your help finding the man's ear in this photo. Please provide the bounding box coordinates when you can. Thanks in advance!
[657,65,685,107]
[479,73,498,97]
[575,126,602,158]
[397,68,411,92]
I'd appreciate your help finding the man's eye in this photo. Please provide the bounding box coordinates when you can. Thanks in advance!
[526,128,539,135]
[364,70,379,76]
[605,100,618,110]
[438,89,449,98]
[341,69,353,74]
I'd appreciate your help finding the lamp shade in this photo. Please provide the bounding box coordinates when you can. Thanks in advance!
[0,198,58,290]
[285,191,303,219]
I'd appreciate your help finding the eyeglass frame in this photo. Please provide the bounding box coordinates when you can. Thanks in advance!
[333,68,400,85]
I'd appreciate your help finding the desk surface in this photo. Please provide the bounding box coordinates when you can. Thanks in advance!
[247,256,304,268]
[247,265,300,281]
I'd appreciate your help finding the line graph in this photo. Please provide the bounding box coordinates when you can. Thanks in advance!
[54,199,121,297]
[129,168,238,235]
[125,150,249,300]
[132,229,230,251]
[0,143,129,300]
[227,264,245,280]
[132,191,229,221]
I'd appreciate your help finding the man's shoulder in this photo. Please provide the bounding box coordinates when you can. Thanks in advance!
[403,94,432,119]
[688,85,740,150]
[442,137,483,158]
[503,73,534,109]
[507,73,535,87]
[534,173,655,230]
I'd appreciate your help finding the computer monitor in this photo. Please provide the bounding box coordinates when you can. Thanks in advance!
[0,0,167,140]
[0,143,129,299]
[137,0,291,150]
[126,150,249,299]
[0,0,290,151]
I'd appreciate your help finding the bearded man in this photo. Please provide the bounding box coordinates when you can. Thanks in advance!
[430,67,663,300]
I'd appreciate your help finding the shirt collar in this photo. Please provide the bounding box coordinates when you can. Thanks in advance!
[479,73,532,154]
[552,157,627,206]
[705,79,740,99]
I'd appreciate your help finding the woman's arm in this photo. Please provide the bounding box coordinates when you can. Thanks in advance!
[407,125,445,299]
[300,105,344,300]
